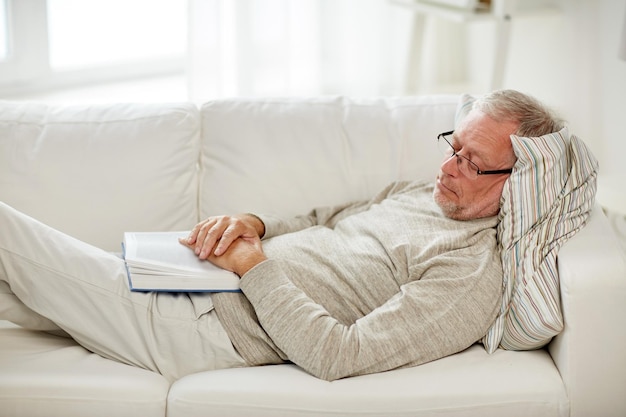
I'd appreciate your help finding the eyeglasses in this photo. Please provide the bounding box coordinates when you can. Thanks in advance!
[437,130,513,179]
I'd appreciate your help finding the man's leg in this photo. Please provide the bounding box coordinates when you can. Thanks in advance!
[0,202,245,380]
[0,280,70,337]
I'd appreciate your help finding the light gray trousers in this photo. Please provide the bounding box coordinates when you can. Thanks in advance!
[0,202,245,381]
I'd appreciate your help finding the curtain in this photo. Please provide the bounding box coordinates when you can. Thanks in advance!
[187,0,417,101]
[618,2,626,61]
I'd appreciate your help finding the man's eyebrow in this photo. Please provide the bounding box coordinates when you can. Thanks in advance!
[450,133,463,149]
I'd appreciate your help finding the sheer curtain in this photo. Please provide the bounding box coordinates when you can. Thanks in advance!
[618,2,626,61]
[187,0,415,101]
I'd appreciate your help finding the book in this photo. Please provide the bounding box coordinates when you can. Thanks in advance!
[122,231,240,292]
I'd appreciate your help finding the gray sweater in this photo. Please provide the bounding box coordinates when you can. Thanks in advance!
[212,181,502,381]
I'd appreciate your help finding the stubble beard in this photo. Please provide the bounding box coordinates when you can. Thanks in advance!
[433,187,500,221]
[433,187,463,220]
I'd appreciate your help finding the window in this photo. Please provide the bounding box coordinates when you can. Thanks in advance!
[0,0,187,96]
[47,0,186,71]
[0,0,8,62]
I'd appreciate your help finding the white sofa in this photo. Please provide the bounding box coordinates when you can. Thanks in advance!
[0,96,624,417]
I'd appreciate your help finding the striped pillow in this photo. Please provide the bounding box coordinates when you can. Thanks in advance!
[482,127,598,352]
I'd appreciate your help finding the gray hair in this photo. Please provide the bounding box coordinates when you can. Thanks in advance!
[474,89,565,137]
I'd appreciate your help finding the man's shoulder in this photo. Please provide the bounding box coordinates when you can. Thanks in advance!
[384,179,434,196]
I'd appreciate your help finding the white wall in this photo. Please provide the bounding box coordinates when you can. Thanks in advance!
[597,0,626,178]
[465,0,626,180]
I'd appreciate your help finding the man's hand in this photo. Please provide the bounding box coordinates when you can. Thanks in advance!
[179,214,267,276]
[180,214,264,258]
[208,236,266,277]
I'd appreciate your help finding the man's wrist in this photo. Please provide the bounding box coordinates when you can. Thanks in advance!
[236,253,267,277]
[244,213,266,238]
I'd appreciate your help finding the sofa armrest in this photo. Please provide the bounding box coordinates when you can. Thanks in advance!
[549,204,626,417]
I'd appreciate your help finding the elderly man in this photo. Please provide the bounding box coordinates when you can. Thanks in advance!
[0,90,564,382]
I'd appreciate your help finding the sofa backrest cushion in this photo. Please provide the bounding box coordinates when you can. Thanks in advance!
[199,96,458,218]
[0,102,200,252]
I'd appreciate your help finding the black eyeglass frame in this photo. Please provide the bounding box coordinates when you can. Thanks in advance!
[437,130,514,177]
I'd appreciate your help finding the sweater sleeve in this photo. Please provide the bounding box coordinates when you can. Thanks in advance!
[259,181,417,239]
[239,249,502,381]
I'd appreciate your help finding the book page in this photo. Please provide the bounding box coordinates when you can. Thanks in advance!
[124,231,229,276]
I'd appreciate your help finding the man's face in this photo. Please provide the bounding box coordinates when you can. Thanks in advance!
[433,109,518,220]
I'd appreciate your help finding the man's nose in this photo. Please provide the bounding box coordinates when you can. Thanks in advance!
[440,154,460,176]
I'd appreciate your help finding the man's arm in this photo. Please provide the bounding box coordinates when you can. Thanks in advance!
[261,181,416,239]
[183,181,415,258]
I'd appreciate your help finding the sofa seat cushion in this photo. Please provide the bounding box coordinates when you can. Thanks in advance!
[167,344,568,417]
[0,321,169,417]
